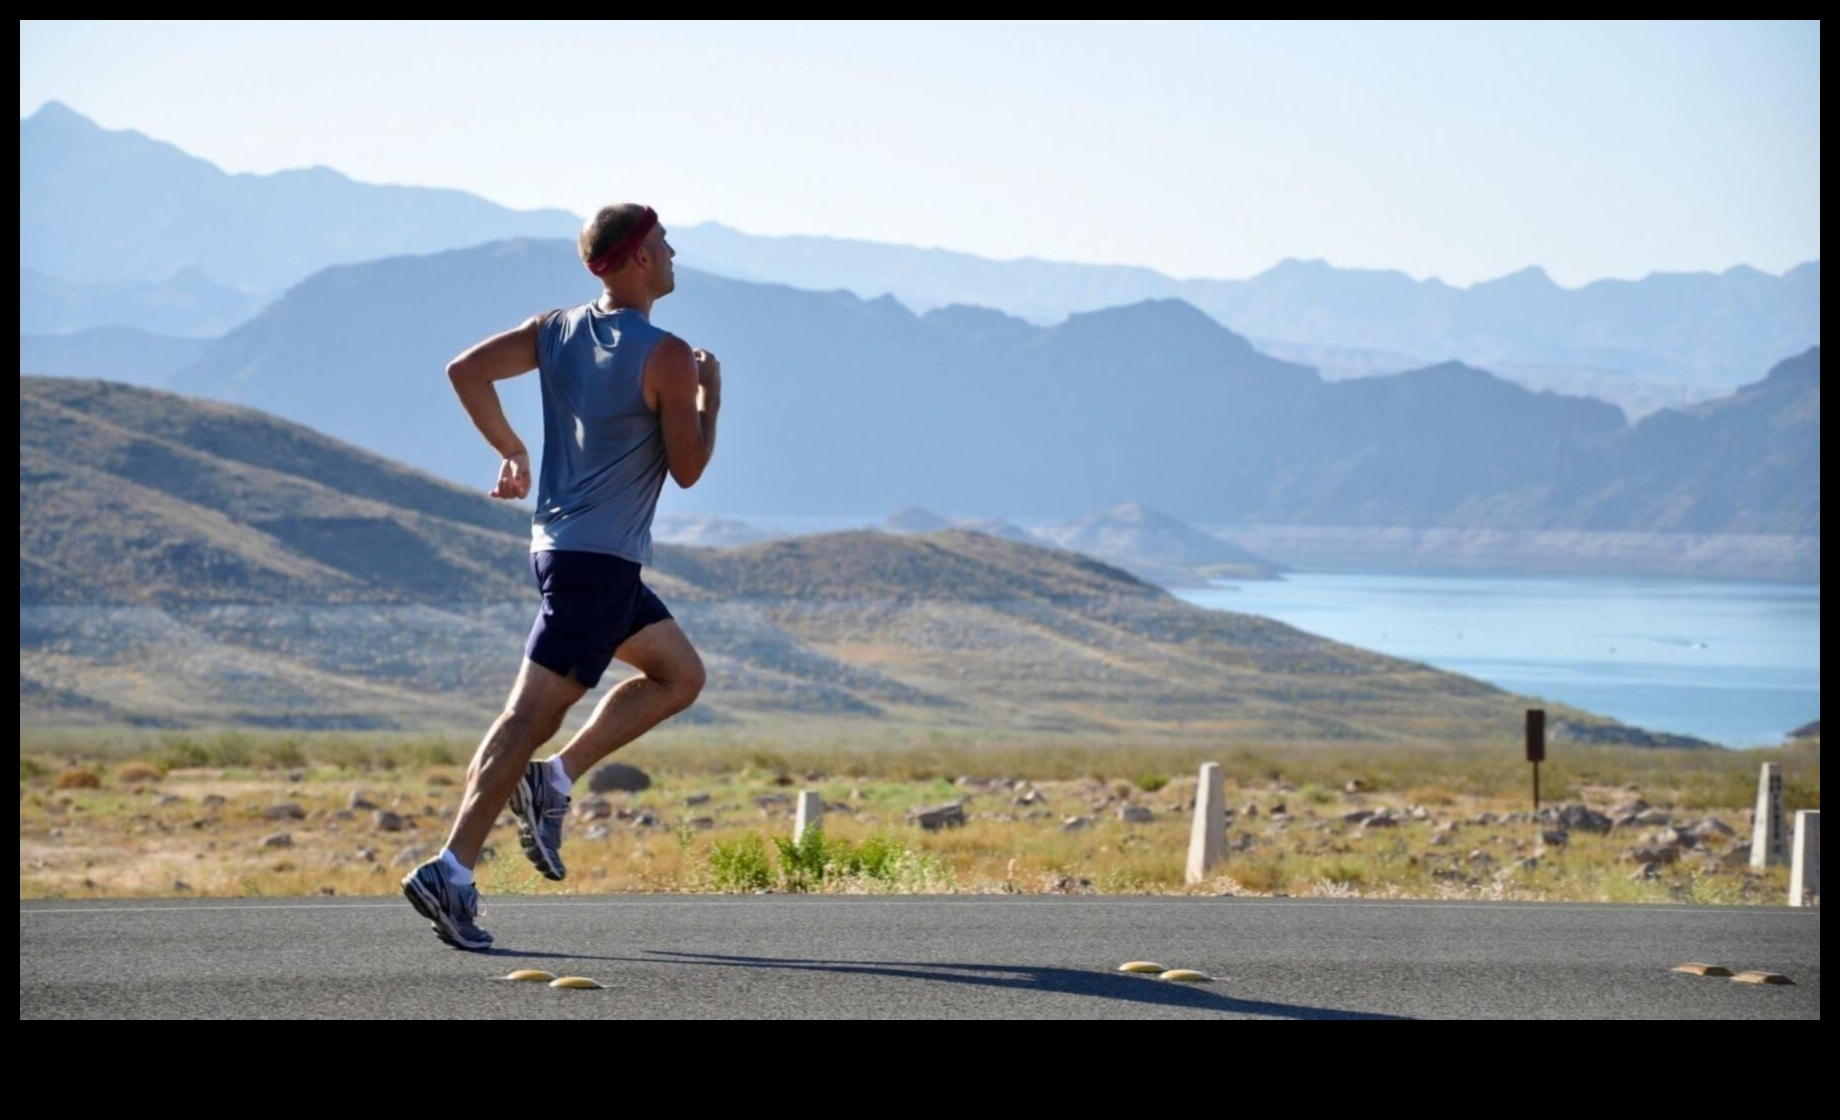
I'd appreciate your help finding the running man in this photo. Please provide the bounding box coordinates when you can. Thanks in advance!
[402,204,720,949]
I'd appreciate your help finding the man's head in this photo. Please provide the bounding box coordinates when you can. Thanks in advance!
[579,203,675,297]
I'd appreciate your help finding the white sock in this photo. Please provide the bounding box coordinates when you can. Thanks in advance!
[546,756,573,797]
[439,848,475,886]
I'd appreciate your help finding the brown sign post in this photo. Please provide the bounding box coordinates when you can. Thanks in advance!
[1525,709,1546,810]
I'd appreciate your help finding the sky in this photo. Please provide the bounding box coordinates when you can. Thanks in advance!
[18,20,1821,287]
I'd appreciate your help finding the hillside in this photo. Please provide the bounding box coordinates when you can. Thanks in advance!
[21,378,1584,743]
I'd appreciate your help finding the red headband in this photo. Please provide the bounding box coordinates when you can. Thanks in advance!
[585,207,659,276]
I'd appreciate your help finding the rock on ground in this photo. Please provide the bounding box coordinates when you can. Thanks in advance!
[587,763,651,794]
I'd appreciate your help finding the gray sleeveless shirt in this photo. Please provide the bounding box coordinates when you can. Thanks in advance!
[530,304,669,563]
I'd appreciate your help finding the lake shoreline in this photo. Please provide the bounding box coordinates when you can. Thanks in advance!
[1178,570,1819,749]
[1205,524,1820,583]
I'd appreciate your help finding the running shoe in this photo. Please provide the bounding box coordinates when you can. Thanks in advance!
[400,857,493,950]
[508,760,570,881]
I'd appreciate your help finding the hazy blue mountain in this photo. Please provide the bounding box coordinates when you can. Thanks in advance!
[19,102,574,293]
[21,265,265,336]
[674,223,1818,394]
[167,238,1819,538]
[1188,260,1820,392]
[1034,503,1283,587]
[672,221,1182,324]
[1575,347,1821,535]
[883,507,954,533]
[882,507,1040,546]
[652,512,777,549]
[21,327,212,387]
[22,105,1815,411]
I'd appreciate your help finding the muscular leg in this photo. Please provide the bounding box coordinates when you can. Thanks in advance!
[444,659,586,866]
[550,620,705,782]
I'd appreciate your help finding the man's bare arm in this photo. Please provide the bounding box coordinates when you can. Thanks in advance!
[447,313,547,499]
[645,336,721,489]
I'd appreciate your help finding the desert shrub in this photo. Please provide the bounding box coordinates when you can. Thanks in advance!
[768,828,942,893]
[835,832,907,881]
[56,768,102,790]
[114,761,165,784]
[708,833,772,892]
[207,732,255,768]
[1316,859,1367,888]
[315,739,374,771]
[1135,773,1169,793]
[744,749,789,776]
[19,758,48,781]
[156,738,211,770]
[774,827,829,892]
[1223,860,1287,893]
[401,739,458,768]
[256,740,307,770]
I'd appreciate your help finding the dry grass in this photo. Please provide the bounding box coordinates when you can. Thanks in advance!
[17,733,1818,905]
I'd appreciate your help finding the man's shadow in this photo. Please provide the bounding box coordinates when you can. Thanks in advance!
[638,949,1408,1019]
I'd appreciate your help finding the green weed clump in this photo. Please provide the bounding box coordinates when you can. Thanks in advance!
[1134,773,1169,793]
[708,833,773,892]
[154,732,272,770]
[155,738,212,770]
[770,828,950,893]
[774,828,830,892]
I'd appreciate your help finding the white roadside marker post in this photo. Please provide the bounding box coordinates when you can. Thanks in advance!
[795,789,822,845]
[1750,762,1786,870]
[1789,810,1819,907]
[1186,762,1224,885]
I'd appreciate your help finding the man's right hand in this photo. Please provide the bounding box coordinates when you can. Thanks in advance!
[693,348,722,412]
[491,450,531,500]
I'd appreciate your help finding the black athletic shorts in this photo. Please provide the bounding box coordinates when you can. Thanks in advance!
[524,550,674,689]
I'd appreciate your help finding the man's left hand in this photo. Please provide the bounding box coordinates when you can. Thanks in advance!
[491,450,531,500]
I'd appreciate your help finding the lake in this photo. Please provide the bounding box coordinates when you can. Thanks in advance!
[1176,573,1820,747]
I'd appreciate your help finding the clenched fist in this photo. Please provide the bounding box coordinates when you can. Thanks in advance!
[491,449,531,500]
[693,348,722,413]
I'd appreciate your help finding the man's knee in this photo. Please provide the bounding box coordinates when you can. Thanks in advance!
[662,651,706,713]
[500,680,570,742]
[500,668,579,745]
[499,701,566,746]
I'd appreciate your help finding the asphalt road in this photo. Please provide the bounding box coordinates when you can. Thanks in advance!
[19,896,1819,1019]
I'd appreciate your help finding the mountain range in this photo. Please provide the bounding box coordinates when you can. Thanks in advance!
[21,265,267,337]
[22,376,1583,743]
[133,238,1817,554]
[1033,503,1283,585]
[20,327,212,388]
[672,223,1821,396]
[21,103,1818,412]
[19,102,572,316]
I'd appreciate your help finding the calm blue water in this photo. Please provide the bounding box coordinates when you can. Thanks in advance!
[1176,573,1820,747]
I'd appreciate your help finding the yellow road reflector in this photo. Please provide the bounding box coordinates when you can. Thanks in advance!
[1159,969,1213,982]
[1671,962,1733,977]
[502,969,556,982]
[1731,970,1794,985]
[1118,961,1167,974]
[549,975,605,990]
